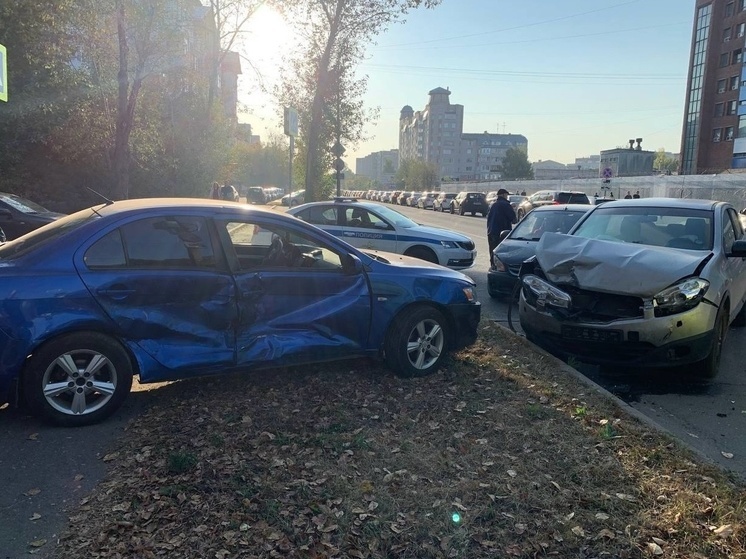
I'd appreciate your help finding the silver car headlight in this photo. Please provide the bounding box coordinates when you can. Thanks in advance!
[441,240,459,249]
[654,277,709,316]
[522,274,571,309]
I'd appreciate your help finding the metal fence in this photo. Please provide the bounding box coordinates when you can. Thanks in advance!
[441,174,746,210]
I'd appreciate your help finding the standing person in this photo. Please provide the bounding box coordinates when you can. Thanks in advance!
[624,191,632,199]
[633,190,641,199]
[210,181,220,199]
[486,188,517,269]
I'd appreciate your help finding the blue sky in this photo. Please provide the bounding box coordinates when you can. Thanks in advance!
[240,0,693,168]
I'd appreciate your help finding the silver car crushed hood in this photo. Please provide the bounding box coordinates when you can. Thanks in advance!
[534,232,710,298]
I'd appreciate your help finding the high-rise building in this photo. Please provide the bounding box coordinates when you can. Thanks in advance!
[355,150,400,186]
[399,88,527,181]
[681,0,746,174]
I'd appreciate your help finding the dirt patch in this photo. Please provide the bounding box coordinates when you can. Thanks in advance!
[56,322,746,558]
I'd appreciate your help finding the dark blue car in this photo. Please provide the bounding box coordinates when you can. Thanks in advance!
[0,199,480,426]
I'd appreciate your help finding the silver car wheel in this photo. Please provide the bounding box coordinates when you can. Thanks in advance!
[42,349,118,416]
[405,317,444,370]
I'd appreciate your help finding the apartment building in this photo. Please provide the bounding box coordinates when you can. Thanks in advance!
[355,150,400,186]
[399,88,528,180]
[681,0,746,173]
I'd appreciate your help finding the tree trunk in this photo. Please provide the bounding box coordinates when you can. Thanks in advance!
[304,3,343,202]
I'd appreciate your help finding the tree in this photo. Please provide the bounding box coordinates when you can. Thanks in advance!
[395,159,438,190]
[277,0,441,203]
[654,148,679,174]
[499,147,534,180]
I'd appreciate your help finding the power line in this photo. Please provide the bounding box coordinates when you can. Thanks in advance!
[375,0,643,48]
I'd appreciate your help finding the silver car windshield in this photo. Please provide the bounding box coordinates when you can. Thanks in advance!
[573,207,713,251]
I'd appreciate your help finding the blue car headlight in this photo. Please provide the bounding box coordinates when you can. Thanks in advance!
[441,240,459,249]
[522,274,571,309]
[654,277,709,316]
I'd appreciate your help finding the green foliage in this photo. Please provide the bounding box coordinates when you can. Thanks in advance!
[395,159,439,190]
[498,147,534,180]
[654,148,679,173]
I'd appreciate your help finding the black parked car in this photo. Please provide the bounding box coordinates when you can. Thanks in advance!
[0,192,65,240]
[450,191,489,216]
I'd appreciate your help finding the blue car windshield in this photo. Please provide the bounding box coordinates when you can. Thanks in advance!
[572,207,713,250]
[0,209,101,259]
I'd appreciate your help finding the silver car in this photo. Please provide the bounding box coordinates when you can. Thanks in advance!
[519,198,746,378]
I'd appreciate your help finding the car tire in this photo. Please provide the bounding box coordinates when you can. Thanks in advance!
[693,308,728,379]
[385,306,448,378]
[23,332,133,427]
[405,246,438,264]
[732,300,746,327]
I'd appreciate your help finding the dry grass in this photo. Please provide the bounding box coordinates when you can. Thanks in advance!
[56,322,746,558]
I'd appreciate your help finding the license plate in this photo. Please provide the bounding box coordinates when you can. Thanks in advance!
[561,325,622,343]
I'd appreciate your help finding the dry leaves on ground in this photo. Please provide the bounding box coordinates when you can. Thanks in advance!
[55,322,746,558]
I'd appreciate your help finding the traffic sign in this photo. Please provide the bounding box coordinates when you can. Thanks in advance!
[0,44,7,102]
[332,141,345,157]
[602,167,613,179]
[334,158,345,172]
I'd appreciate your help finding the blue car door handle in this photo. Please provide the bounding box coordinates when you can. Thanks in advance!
[97,285,136,300]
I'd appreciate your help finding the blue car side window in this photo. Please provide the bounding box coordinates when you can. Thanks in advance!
[84,229,126,268]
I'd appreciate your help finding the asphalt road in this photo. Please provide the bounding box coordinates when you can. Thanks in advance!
[1,199,745,558]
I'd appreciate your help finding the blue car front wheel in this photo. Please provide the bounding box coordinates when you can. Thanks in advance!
[385,306,448,378]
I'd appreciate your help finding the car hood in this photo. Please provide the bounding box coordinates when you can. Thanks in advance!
[403,224,472,242]
[363,250,474,280]
[495,239,538,264]
[534,232,710,298]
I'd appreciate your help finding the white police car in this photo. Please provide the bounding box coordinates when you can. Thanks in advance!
[287,198,476,269]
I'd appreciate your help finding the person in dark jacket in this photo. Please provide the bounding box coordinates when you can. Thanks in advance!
[486,188,517,269]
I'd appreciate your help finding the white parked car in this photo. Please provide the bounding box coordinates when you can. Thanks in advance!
[287,198,477,269]
[519,198,746,379]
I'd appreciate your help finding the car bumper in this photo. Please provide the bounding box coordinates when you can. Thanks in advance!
[519,293,718,368]
[442,249,477,270]
[448,302,481,349]
[487,268,519,297]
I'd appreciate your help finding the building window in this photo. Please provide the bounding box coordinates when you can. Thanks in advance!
[731,76,740,90]
[682,3,711,174]
[716,102,725,116]
[714,128,722,142]
[738,23,745,37]
[721,52,730,66]
[734,49,743,64]
[727,100,738,114]
[727,2,735,16]
[738,115,746,137]
[724,27,732,41]
[726,126,735,140]
[740,0,745,10]
[718,79,727,93]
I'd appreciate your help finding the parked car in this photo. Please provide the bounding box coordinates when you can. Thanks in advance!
[397,191,412,206]
[509,194,528,212]
[450,191,489,216]
[417,192,436,210]
[281,189,305,207]
[515,190,590,219]
[0,192,66,240]
[220,184,240,202]
[434,192,457,212]
[487,204,591,298]
[0,198,480,426]
[288,198,477,269]
[519,198,746,379]
[246,186,267,205]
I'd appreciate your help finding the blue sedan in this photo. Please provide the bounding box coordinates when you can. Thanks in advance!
[0,199,480,426]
